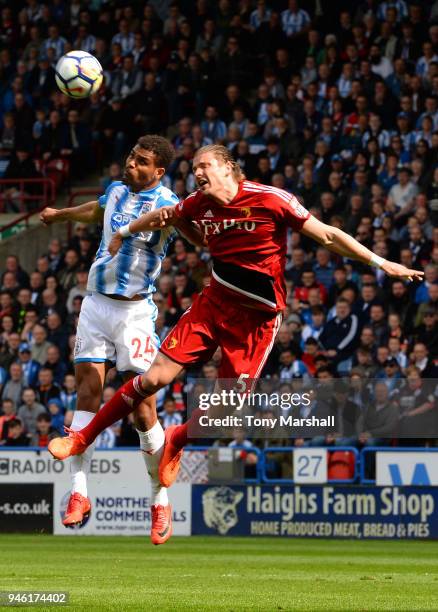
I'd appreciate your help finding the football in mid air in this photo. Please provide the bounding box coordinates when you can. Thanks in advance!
[55,51,103,98]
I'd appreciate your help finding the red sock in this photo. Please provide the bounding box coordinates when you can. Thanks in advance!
[80,376,147,445]
[171,408,203,449]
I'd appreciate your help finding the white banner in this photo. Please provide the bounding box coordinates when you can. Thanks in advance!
[376,452,438,486]
[0,450,123,483]
[53,481,191,536]
[0,451,191,536]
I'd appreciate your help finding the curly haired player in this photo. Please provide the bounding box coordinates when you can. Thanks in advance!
[41,135,204,544]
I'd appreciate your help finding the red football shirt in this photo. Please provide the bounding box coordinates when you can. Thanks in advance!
[175,180,311,311]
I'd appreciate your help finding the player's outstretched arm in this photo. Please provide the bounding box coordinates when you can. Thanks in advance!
[301,216,424,282]
[40,201,103,225]
[108,206,206,256]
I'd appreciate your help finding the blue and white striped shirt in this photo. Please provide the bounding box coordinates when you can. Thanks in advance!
[377,0,408,21]
[111,32,135,56]
[281,8,310,36]
[416,55,438,78]
[250,8,272,29]
[87,181,178,298]
[41,36,67,61]
[76,35,97,55]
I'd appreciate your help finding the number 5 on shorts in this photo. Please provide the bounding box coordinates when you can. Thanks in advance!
[235,373,250,392]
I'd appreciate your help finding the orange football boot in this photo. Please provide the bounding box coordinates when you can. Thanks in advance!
[150,504,172,545]
[158,425,183,487]
[62,492,92,528]
[48,427,88,460]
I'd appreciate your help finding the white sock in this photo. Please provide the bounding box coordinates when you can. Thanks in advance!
[137,421,169,507]
[70,411,97,498]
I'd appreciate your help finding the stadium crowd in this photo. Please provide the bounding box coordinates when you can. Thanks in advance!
[0,1,438,458]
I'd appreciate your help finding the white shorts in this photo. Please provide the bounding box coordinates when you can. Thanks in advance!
[74,293,159,374]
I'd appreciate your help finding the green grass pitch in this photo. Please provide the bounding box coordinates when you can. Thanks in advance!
[1,535,438,611]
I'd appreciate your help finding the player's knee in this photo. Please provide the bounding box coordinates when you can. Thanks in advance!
[140,367,171,394]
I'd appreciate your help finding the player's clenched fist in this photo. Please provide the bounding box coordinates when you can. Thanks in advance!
[40,207,59,225]
[152,206,176,227]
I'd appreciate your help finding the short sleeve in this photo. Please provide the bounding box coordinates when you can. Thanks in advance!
[173,191,199,221]
[275,193,311,231]
[156,191,179,210]
[98,181,121,209]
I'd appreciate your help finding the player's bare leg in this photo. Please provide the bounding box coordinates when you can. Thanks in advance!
[131,381,172,545]
[49,353,184,460]
[62,362,104,527]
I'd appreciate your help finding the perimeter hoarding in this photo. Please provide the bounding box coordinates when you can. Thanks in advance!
[0,450,191,536]
[192,484,437,539]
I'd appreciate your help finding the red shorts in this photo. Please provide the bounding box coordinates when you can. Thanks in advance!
[160,279,282,381]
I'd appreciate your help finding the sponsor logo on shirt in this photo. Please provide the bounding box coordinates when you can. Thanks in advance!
[111,212,132,232]
[196,219,256,236]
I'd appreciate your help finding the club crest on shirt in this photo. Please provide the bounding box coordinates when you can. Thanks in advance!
[240,207,251,218]
[167,336,178,349]
[141,201,153,214]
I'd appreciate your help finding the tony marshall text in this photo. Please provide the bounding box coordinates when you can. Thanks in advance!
[199,415,335,429]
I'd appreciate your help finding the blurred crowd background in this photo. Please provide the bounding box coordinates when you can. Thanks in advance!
[0,0,437,457]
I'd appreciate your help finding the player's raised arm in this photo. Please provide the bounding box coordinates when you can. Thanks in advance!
[301,215,424,282]
[40,200,104,225]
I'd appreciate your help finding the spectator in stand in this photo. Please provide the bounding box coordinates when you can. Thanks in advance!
[319,298,360,374]
[159,396,183,429]
[0,398,16,443]
[17,343,40,387]
[30,324,53,366]
[35,367,61,407]
[3,418,29,446]
[2,362,25,408]
[47,398,65,434]
[17,387,46,435]
[29,413,58,447]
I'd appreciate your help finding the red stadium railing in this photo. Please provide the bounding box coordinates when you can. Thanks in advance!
[0,178,56,240]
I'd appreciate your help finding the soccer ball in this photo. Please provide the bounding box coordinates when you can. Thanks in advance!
[55,51,103,99]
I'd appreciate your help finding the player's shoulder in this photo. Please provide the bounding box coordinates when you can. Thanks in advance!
[241,180,293,204]
[105,180,127,199]
[178,189,202,210]
[98,181,126,208]
[184,189,201,202]
[155,184,179,207]
[107,180,125,192]
[242,180,309,218]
